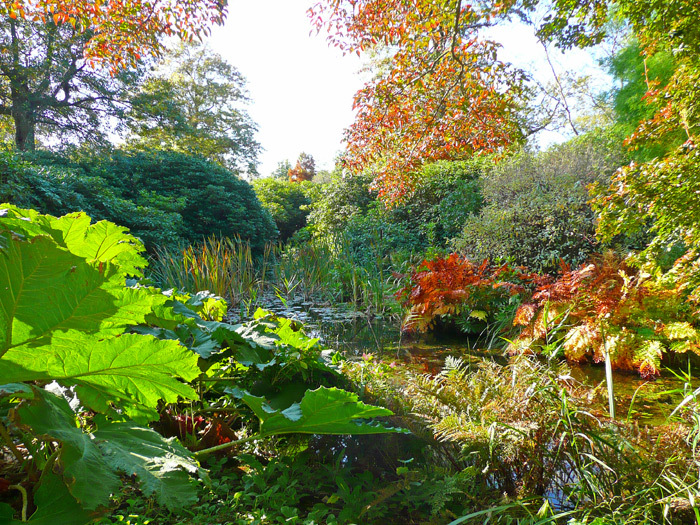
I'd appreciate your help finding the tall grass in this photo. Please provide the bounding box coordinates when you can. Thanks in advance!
[149,236,270,313]
[341,355,700,524]
[148,233,412,316]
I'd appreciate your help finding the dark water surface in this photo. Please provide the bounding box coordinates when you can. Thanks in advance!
[264,299,698,426]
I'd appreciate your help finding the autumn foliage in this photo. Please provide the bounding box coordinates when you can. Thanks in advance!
[399,254,546,333]
[400,253,700,377]
[288,152,316,183]
[309,0,523,204]
[510,254,700,378]
[2,0,227,69]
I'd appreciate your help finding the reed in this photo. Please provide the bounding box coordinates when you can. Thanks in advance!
[149,236,271,310]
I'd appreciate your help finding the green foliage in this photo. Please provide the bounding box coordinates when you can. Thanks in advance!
[0,205,203,519]
[607,40,679,160]
[252,178,312,241]
[126,43,260,175]
[308,159,484,254]
[23,149,277,251]
[0,207,404,522]
[455,131,629,272]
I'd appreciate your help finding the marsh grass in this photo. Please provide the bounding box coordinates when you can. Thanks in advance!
[150,236,270,310]
[342,355,700,524]
[149,234,413,316]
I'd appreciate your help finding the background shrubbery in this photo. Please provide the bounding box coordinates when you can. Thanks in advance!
[454,130,630,272]
[1,148,277,251]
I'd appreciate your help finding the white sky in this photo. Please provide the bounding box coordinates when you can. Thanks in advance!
[209,1,609,178]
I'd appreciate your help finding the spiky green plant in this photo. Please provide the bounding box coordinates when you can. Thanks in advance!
[342,355,700,523]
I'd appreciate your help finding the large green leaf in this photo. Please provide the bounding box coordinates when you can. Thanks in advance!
[14,389,200,512]
[94,422,199,511]
[235,386,408,437]
[23,472,95,524]
[49,213,147,277]
[15,389,120,509]
[0,205,146,277]
[1,332,200,422]
[0,233,163,354]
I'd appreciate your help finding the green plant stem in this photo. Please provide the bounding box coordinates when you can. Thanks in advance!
[8,484,28,521]
[601,324,616,419]
[194,433,261,459]
[0,421,25,465]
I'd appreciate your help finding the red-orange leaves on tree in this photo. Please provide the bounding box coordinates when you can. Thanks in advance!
[2,0,227,70]
[288,152,316,183]
[399,254,543,334]
[309,0,524,204]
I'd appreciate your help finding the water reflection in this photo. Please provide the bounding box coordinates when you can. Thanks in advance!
[262,298,698,426]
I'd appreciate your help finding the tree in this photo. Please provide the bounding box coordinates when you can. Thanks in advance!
[126,43,261,175]
[253,178,312,241]
[288,152,316,183]
[271,159,292,180]
[309,0,526,203]
[0,17,140,151]
[2,0,227,71]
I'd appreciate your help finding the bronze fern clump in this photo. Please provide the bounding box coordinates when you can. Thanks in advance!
[510,253,700,378]
[399,253,700,377]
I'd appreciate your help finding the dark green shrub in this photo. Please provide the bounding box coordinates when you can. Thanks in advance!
[88,150,277,251]
[13,149,277,251]
[0,150,185,248]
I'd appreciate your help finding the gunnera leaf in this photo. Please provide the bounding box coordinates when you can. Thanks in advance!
[0,332,200,423]
[0,233,164,354]
[94,422,199,511]
[21,471,96,524]
[0,205,146,277]
[14,388,120,509]
[233,386,409,437]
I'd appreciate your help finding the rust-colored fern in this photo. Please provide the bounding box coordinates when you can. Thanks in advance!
[511,253,698,378]
[399,254,542,333]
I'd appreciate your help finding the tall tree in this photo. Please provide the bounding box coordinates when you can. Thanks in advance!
[271,159,292,180]
[2,0,227,71]
[0,17,138,151]
[309,0,526,203]
[126,43,261,175]
[288,152,316,183]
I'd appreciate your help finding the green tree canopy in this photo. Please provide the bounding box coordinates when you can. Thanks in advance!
[252,178,312,241]
[126,43,261,176]
[0,17,138,151]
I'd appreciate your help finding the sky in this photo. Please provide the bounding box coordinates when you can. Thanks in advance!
[209,1,609,178]
[210,0,363,177]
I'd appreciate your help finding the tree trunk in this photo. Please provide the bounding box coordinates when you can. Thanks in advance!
[11,91,35,152]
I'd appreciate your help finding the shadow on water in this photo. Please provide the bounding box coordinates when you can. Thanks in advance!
[264,298,698,426]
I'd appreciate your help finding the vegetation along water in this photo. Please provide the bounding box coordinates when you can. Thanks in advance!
[2,0,700,523]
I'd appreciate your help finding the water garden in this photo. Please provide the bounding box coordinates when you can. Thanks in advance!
[3,0,700,523]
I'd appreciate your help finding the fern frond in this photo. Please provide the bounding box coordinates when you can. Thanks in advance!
[663,322,698,341]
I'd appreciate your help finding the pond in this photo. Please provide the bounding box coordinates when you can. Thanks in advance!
[262,297,699,427]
